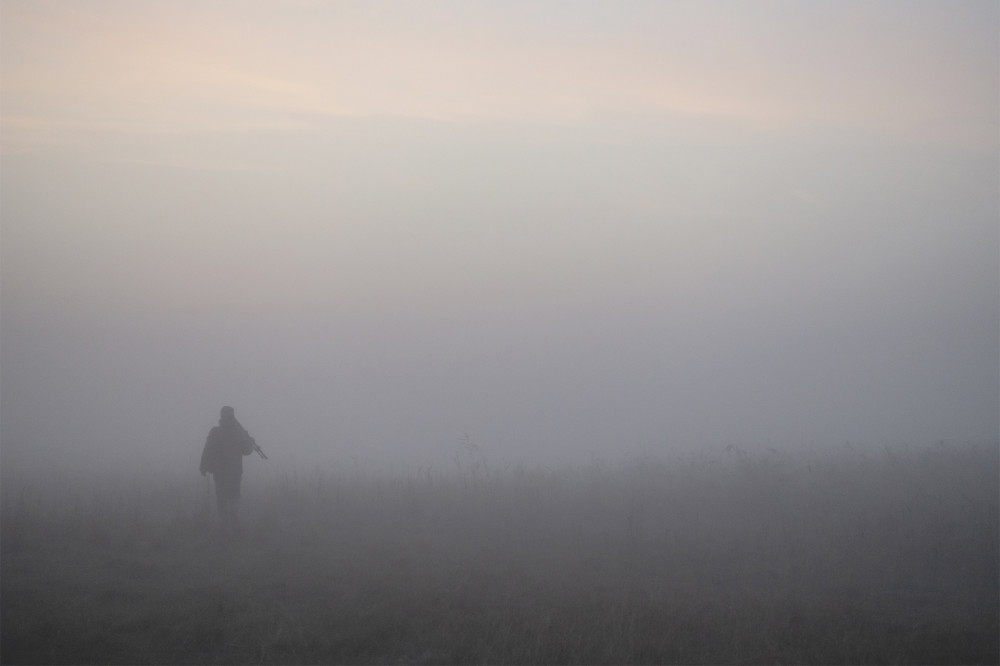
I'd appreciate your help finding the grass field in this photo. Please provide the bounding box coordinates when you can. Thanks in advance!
[2,442,997,664]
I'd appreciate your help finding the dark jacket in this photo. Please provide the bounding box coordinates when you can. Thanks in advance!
[200,417,255,477]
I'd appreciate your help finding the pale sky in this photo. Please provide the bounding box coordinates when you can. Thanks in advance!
[1,0,997,476]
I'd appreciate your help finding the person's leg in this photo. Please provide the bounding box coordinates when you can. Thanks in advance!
[213,474,236,533]
[213,473,227,517]
[215,473,244,533]
[229,475,243,531]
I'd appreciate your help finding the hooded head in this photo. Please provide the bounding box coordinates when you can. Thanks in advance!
[220,406,236,424]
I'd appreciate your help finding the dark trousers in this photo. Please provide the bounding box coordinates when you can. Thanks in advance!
[212,472,242,527]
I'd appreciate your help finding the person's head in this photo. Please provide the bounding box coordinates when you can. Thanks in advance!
[220,406,235,423]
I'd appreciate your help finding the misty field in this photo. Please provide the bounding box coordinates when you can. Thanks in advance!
[2,442,997,665]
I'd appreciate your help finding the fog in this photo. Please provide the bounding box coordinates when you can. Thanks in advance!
[2,4,999,663]
[2,1,998,480]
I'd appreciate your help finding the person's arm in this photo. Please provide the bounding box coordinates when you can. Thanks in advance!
[235,420,256,456]
[200,429,217,475]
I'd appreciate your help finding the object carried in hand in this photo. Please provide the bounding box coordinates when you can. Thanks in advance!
[252,440,268,460]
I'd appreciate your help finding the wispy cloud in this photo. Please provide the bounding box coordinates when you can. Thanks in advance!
[2,1,996,148]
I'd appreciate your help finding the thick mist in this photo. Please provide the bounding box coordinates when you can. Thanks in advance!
[2,4,999,664]
[2,120,997,480]
[2,1,998,482]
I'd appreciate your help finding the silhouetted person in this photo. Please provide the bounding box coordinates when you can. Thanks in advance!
[200,406,257,533]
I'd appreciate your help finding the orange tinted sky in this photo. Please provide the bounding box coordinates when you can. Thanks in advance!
[2,1,996,146]
[1,1,997,471]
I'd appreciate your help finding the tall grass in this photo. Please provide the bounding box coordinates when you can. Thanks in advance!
[2,442,997,664]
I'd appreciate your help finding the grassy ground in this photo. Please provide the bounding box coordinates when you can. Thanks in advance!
[2,442,997,664]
